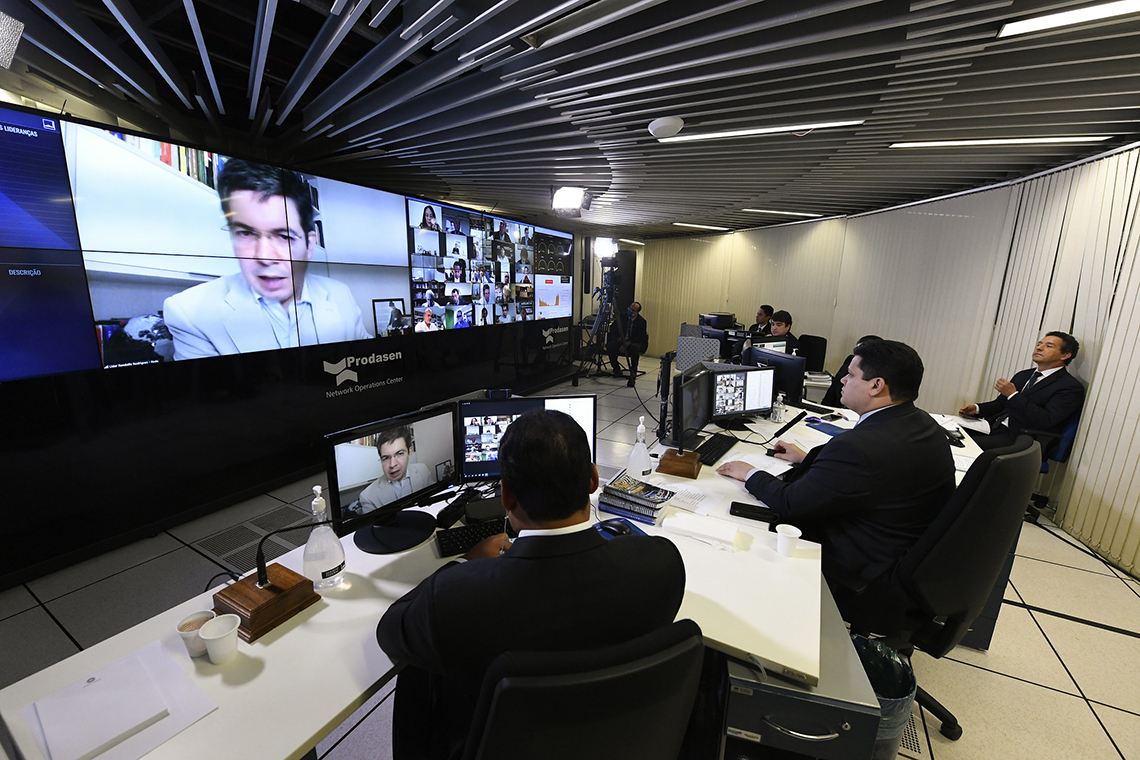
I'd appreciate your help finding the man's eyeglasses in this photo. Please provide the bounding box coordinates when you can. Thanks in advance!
[225,226,305,251]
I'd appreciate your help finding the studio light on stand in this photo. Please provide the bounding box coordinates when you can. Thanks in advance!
[553,186,591,218]
[0,11,25,70]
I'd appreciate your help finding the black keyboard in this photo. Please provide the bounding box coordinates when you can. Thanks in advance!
[798,401,835,414]
[694,432,737,465]
[435,520,506,557]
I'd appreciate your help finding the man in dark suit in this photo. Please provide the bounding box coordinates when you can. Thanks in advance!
[768,309,800,355]
[821,334,883,407]
[377,410,685,760]
[959,331,1084,459]
[608,301,650,387]
[717,340,955,591]
[749,304,774,336]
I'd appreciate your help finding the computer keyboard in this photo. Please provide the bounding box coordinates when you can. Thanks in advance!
[435,520,507,557]
[694,432,737,465]
[797,401,835,414]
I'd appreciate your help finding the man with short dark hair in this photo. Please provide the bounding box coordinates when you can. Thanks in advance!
[821,334,883,407]
[718,340,955,591]
[164,159,367,358]
[357,426,433,513]
[959,331,1084,457]
[608,301,649,387]
[768,310,799,354]
[749,305,774,336]
[377,410,685,760]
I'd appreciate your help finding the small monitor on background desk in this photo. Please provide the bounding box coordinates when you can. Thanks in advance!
[751,334,787,353]
[711,366,775,430]
[744,347,806,407]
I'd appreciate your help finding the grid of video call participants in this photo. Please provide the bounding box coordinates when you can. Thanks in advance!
[463,414,520,463]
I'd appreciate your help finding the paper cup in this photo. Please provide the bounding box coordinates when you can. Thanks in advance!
[199,613,241,664]
[176,610,216,657]
[776,524,802,557]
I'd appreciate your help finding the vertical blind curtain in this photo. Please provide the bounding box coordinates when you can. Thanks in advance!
[831,188,1014,413]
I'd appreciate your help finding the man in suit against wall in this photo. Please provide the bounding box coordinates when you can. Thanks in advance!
[377,409,685,760]
[749,304,774,336]
[608,301,649,387]
[164,159,367,359]
[717,340,956,592]
[959,331,1084,458]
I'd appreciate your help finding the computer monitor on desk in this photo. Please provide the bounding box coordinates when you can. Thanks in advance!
[744,347,806,407]
[458,395,597,481]
[752,334,788,353]
[326,404,460,554]
[710,366,775,430]
[671,367,712,447]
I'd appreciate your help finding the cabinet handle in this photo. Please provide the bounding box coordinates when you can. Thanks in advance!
[761,717,840,742]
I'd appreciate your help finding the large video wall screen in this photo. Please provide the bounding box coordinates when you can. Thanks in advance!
[0,104,574,383]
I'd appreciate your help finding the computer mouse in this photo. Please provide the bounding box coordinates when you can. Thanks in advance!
[597,518,634,537]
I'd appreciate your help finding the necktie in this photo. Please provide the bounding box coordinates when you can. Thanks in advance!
[1022,371,1041,393]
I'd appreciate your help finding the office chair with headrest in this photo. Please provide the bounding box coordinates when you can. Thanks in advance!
[797,334,828,372]
[839,436,1041,741]
[462,619,705,760]
[1025,408,1081,522]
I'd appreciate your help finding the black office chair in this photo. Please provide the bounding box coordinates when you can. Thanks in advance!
[1025,408,1082,523]
[839,436,1041,740]
[462,619,705,760]
[797,334,828,372]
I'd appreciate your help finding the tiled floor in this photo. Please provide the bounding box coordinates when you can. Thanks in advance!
[2,363,1138,760]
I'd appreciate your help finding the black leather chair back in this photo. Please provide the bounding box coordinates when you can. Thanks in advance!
[798,334,828,372]
[899,436,1040,657]
[463,619,704,760]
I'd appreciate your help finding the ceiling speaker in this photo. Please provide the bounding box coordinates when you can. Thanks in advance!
[648,116,684,138]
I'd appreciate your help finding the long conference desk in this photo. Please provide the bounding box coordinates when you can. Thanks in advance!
[0,403,983,760]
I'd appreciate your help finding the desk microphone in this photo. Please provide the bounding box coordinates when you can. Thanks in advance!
[255,519,334,588]
[771,410,807,440]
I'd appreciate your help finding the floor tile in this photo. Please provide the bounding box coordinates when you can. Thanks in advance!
[597,405,630,422]
[911,655,1118,760]
[27,533,184,603]
[1016,522,1116,576]
[1035,613,1140,715]
[0,585,37,622]
[268,473,329,503]
[1010,557,1140,633]
[596,394,643,411]
[946,604,1078,695]
[166,493,289,543]
[45,547,226,649]
[318,681,395,760]
[595,438,634,468]
[0,607,80,690]
[1090,703,1140,760]
[598,421,639,445]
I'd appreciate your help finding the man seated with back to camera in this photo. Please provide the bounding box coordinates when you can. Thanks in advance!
[716,340,955,614]
[767,310,799,354]
[821,335,883,408]
[377,410,685,760]
[607,301,649,387]
[959,331,1084,458]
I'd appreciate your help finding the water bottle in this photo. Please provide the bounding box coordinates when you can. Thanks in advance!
[303,485,346,592]
[773,392,786,423]
[628,416,653,477]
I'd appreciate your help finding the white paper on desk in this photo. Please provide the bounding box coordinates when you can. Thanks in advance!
[33,651,168,760]
[23,641,216,760]
[955,416,990,434]
[664,487,718,516]
[661,511,743,552]
[729,453,794,478]
[953,455,975,473]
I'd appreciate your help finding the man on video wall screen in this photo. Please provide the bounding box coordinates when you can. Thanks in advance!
[163,159,367,359]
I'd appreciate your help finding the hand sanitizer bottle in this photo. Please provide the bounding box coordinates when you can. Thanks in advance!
[303,486,345,592]
[773,392,786,423]
[629,416,653,477]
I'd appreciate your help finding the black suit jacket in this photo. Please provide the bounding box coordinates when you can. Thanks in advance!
[610,311,649,353]
[745,401,956,584]
[976,366,1084,449]
[377,528,685,760]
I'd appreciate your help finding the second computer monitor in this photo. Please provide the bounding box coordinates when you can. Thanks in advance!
[745,347,806,407]
[458,395,597,481]
[711,366,775,423]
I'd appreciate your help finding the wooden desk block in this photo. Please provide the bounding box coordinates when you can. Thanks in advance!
[213,563,320,643]
[657,449,701,479]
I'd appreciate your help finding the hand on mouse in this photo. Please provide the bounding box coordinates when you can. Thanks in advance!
[771,440,806,464]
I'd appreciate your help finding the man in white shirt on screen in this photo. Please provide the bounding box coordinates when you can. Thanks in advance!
[416,308,440,332]
[357,426,434,513]
[163,160,367,359]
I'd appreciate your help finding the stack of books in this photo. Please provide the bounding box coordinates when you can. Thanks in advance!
[598,474,675,525]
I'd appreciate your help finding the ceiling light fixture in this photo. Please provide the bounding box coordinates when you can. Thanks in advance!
[658,120,864,143]
[742,209,823,218]
[618,238,645,246]
[648,116,684,138]
[553,186,591,217]
[891,136,1112,148]
[998,0,1140,38]
[672,223,729,231]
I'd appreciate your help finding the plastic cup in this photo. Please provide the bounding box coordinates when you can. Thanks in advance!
[176,610,216,657]
[199,613,241,664]
[776,524,802,557]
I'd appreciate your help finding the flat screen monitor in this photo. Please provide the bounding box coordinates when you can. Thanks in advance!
[698,312,735,329]
[671,368,712,447]
[325,403,460,554]
[752,334,788,353]
[711,366,775,426]
[458,395,597,481]
[744,347,806,407]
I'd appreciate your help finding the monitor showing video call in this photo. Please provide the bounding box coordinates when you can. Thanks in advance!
[0,101,576,383]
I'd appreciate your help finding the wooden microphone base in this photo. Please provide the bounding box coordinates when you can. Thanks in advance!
[213,563,321,643]
[657,449,702,479]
